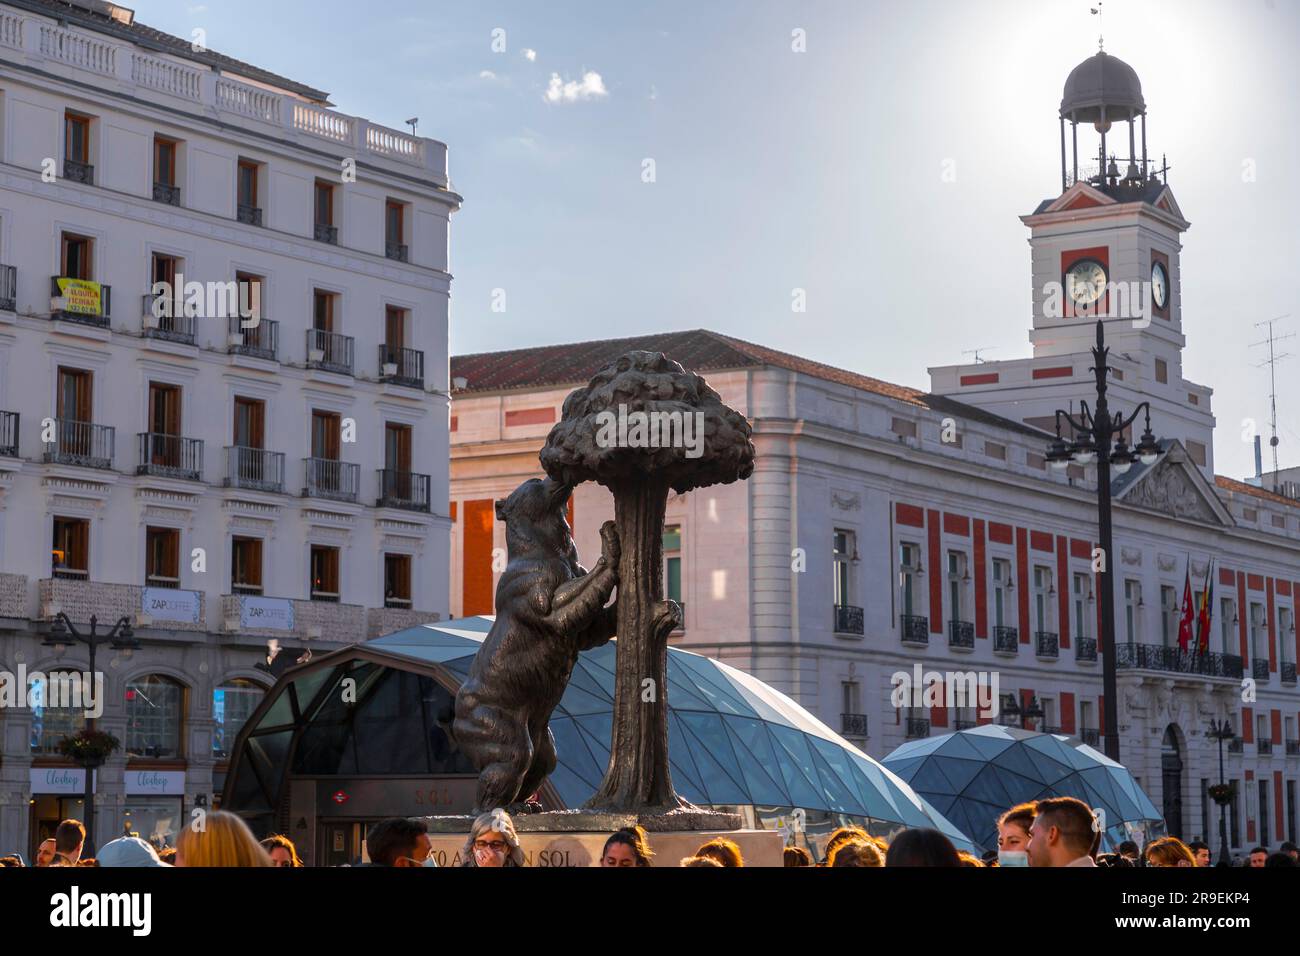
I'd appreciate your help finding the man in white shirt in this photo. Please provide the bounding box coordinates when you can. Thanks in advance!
[1027,796,1098,867]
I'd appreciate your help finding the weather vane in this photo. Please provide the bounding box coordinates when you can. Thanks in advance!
[1091,3,1104,51]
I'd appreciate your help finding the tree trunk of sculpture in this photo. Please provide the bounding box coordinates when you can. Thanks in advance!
[586,477,686,811]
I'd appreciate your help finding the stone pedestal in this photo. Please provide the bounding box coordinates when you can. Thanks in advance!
[421,811,784,867]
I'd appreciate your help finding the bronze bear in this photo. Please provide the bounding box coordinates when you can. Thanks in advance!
[452,476,620,812]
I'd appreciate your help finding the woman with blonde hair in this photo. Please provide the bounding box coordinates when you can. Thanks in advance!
[175,811,273,867]
[1144,836,1196,868]
[829,840,884,867]
[460,809,526,867]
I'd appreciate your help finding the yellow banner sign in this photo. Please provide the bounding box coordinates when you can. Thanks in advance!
[56,277,103,316]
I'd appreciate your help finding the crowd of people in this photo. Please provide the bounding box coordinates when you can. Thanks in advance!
[2,797,1298,868]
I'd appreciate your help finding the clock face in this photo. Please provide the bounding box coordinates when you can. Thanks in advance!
[1151,261,1169,309]
[1065,259,1108,306]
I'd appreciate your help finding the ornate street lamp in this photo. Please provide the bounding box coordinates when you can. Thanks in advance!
[1207,718,1236,867]
[1044,320,1163,763]
[42,613,140,857]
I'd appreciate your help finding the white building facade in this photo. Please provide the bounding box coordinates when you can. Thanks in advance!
[0,0,459,858]
[449,51,1300,857]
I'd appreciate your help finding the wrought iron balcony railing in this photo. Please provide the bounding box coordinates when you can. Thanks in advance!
[1227,736,1243,753]
[0,263,15,312]
[153,181,180,206]
[1080,728,1100,746]
[314,222,338,244]
[1258,738,1273,755]
[1041,725,1063,735]
[954,719,977,731]
[225,446,285,493]
[1283,662,1297,685]
[141,294,196,344]
[377,468,431,512]
[948,619,975,649]
[1252,659,1271,681]
[51,276,111,327]
[1286,740,1300,756]
[993,625,1018,654]
[379,344,424,388]
[64,158,94,185]
[136,433,203,481]
[1075,637,1098,662]
[307,328,354,375]
[0,410,17,458]
[906,718,930,739]
[900,614,928,645]
[44,419,114,469]
[840,713,868,737]
[1116,643,1244,678]
[304,457,359,502]
[385,240,408,262]
[237,203,263,226]
[834,604,864,636]
[229,315,278,360]
[1035,631,1059,659]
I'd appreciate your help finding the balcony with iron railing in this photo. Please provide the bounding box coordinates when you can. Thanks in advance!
[0,263,15,311]
[228,315,278,360]
[1286,740,1300,756]
[1227,736,1243,753]
[64,158,93,185]
[377,469,431,512]
[1076,636,1098,662]
[237,203,263,227]
[1116,643,1244,679]
[153,181,180,206]
[993,625,1018,655]
[1258,738,1274,756]
[906,718,930,739]
[141,294,196,344]
[304,458,359,502]
[948,619,975,649]
[314,222,338,245]
[954,719,977,731]
[225,446,285,494]
[841,713,868,738]
[136,433,203,481]
[900,614,928,645]
[44,419,113,469]
[1035,631,1059,660]
[307,328,354,375]
[1283,662,1297,686]
[0,410,17,457]
[51,276,111,328]
[834,604,864,636]
[385,240,409,262]
[1080,728,1100,746]
[379,344,425,389]
[1252,659,1271,681]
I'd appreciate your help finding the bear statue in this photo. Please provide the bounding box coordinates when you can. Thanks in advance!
[452,475,620,812]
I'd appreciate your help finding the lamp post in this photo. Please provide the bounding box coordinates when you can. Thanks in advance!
[1207,719,1235,867]
[1045,320,1162,763]
[42,613,139,857]
[1020,695,1045,731]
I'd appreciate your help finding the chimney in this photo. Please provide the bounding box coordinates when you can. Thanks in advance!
[1254,435,1262,478]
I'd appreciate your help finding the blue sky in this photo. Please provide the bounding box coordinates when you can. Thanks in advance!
[130,0,1299,480]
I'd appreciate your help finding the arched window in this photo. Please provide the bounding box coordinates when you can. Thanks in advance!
[28,675,87,754]
[213,679,267,759]
[125,675,186,758]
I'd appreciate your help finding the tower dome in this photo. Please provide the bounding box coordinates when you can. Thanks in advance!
[1060,51,1145,124]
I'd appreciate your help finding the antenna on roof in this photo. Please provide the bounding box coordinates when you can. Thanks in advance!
[1091,2,1103,52]
[962,347,996,364]
[1251,314,1294,491]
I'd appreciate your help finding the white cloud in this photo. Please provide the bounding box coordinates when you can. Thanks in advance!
[543,71,608,104]
[522,48,537,61]
[479,70,498,80]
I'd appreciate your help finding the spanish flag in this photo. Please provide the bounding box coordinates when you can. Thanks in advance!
[1195,560,1214,655]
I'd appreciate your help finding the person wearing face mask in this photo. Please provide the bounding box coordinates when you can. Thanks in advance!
[460,810,525,867]
[995,802,1036,867]
[364,818,437,868]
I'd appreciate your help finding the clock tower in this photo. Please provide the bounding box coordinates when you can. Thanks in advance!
[929,49,1216,477]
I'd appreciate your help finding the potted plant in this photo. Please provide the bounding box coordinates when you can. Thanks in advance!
[57,729,121,768]
[1208,781,1237,806]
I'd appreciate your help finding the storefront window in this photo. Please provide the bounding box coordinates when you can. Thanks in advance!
[213,680,267,759]
[121,796,181,850]
[125,675,186,758]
